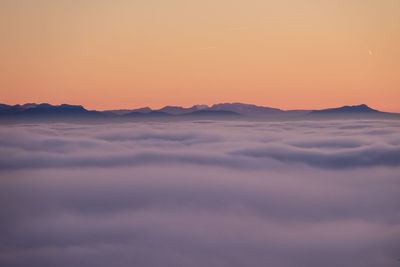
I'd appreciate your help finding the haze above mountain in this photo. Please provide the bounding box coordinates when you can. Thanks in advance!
[0,103,398,121]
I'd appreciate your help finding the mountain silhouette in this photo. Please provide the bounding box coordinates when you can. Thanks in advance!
[0,103,103,119]
[124,110,170,117]
[209,103,282,116]
[311,104,379,114]
[159,105,209,115]
[0,102,398,121]
[182,110,239,116]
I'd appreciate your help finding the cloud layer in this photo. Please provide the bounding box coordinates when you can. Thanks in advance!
[0,120,399,267]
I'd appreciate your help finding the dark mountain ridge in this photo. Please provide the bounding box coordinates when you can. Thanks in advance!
[311,104,379,114]
[0,103,103,118]
[209,103,282,116]
[0,102,398,121]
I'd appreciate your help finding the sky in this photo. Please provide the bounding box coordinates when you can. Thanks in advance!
[0,0,399,111]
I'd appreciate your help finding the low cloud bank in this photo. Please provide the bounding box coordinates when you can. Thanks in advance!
[1,120,400,170]
[0,120,399,266]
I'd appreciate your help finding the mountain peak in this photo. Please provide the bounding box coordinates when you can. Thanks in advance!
[342,104,375,111]
[210,102,282,116]
[311,104,379,114]
[191,104,209,110]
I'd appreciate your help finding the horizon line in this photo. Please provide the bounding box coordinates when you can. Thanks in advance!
[1,101,398,114]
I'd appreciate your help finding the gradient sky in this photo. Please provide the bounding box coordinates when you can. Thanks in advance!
[0,0,399,111]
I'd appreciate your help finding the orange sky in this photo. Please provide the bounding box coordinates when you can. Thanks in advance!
[0,0,399,111]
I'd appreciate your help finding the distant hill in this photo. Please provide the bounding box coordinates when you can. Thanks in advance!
[104,107,152,115]
[159,105,209,115]
[0,103,40,115]
[0,102,398,121]
[209,103,282,116]
[306,104,400,119]
[0,103,103,120]
[310,104,379,114]
[182,110,240,117]
[124,110,170,117]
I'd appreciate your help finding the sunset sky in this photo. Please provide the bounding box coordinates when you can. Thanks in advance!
[0,0,399,111]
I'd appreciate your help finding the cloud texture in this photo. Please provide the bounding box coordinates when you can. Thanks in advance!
[0,120,399,267]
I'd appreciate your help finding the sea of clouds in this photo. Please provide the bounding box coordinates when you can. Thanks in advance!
[0,119,399,267]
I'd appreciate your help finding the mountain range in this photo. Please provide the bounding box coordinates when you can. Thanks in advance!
[0,102,398,121]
